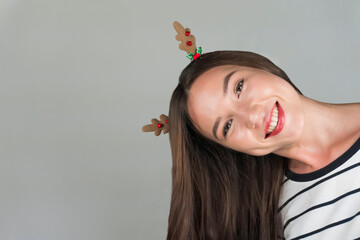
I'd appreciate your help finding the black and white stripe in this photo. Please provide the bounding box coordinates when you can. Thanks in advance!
[278,138,360,239]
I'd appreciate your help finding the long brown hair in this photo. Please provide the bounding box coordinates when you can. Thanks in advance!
[167,51,301,239]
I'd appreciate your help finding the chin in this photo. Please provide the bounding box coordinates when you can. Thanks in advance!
[247,149,273,157]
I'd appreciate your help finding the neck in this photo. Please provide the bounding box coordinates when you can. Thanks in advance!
[274,95,360,174]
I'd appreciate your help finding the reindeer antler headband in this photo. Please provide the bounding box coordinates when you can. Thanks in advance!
[173,21,202,61]
[141,21,202,136]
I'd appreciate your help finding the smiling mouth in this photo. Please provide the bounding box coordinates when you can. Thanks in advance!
[265,101,285,139]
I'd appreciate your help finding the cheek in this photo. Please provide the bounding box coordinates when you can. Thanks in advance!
[245,78,281,100]
[283,104,305,138]
[227,130,258,152]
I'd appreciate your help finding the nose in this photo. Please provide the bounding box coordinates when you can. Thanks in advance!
[242,104,261,129]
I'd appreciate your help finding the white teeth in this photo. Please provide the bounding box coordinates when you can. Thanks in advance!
[274,107,278,114]
[267,105,279,134]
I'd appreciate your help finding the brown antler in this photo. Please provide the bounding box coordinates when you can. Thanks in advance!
[142,114,169,136]
[141,22,202,137]
[173,21,197,55]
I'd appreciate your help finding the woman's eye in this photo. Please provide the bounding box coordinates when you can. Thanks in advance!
[235,79,244,97]
[223,119,233,137]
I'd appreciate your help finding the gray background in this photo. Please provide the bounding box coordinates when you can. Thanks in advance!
[1,0,359,239]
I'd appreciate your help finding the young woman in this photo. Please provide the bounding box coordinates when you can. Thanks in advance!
[167,51,360,239]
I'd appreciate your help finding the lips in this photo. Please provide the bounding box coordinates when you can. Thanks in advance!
[264,101,285,139]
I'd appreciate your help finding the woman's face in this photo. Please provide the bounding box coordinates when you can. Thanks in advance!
[187,65,305,156]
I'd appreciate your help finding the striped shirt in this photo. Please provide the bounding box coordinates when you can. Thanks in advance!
[278,138,360,239]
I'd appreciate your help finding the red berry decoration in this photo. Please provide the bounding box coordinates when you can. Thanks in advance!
[166,120,169,124]
[185,31,190,36]
[187,41,192,46]
[193,53,200,60]
[157,123,163,128]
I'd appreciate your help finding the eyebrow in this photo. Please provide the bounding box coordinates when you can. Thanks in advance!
[212,70,237,140]
[212,117,221,140]
[223,70,237,95]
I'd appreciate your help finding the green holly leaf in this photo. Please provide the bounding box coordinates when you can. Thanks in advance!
[186,53,194,59]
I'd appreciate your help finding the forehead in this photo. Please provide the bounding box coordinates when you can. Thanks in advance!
[187,65,237,138]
